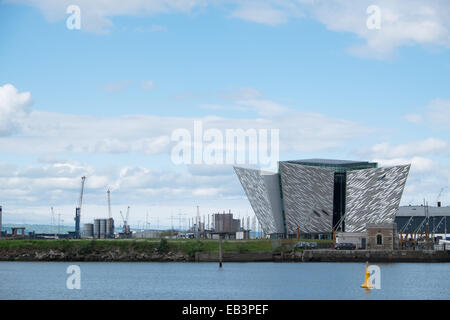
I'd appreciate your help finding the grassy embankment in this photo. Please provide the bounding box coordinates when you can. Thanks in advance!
[0,238,332,258]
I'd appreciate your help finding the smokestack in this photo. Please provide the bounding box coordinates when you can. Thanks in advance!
[0,206,2,239]
[438,202,442,208]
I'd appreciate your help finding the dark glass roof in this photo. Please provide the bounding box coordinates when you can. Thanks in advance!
[285,159,373,166]
[282,159,378,171]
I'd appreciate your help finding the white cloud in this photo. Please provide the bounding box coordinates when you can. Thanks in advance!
[93,138,130,154]
[236,99,289,117]
[367,138,450,159]
[2,155,448,224]
[300,0,450,59]
[0,158,257,225]
[192,188,222,197]
[230,1,297,26]
[404,113,423,124]
[9,0,450,58]
[7,0,206,33]
[363,137,450,205]
[99,80,130,93]
[371,156,450,205]
[0,95,372,156]
[138,136,171,155]
[187,164,234,176]
[374,156,434,173]
[0,84,381,223]
[141,80,155,91]
[0,84,32,136]
[426,98,450,126]
[0,159,241,207]
[206,87,290,116]
[404,98,450,128]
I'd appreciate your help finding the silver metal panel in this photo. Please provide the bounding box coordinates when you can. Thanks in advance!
[345,165,410,232]
[94,219,101,238]
[100,219,107,238]
[83,223,94,237]
[107,218,114,236]
[279,162,335,234]
[234,167,284,234]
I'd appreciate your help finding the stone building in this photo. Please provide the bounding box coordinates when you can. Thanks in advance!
[366,223,399,250]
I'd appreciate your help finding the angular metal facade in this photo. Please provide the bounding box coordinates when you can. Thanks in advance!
[345,165,410,232]
[234,167,284,234]
[279,162,335,234]
[234,160,410,236]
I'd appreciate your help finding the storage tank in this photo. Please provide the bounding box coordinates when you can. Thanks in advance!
[83,223,94,238]
[99,219,107,238]
[106,218,115,238]
[94,219,101,238]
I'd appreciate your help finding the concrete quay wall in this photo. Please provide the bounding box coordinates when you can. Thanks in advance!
[196,250,450,263]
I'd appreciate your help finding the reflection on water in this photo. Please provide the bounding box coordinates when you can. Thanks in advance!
[0,262,448,300]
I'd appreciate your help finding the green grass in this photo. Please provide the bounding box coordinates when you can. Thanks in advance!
[0,238,333,256]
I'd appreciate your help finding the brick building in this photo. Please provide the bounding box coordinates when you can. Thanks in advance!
[366,223,399,250]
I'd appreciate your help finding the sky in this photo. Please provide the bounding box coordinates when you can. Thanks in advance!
[0,0,449,228]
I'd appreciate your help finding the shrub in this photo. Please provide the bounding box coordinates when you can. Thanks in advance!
[236,243,249,253]
[158,238,169,253]
[186,240,204,258]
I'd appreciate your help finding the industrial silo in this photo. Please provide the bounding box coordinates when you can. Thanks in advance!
[94,219,101,238]
[106,218,115,238]
[83,223,94,238]
[99,219,107,238]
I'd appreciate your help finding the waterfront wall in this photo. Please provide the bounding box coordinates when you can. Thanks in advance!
[195,252,273,262]
[297,250,450,262]
[196,250,450,262]
[1,242,450,262]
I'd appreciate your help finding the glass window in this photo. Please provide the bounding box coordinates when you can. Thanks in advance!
[376,234,383,245]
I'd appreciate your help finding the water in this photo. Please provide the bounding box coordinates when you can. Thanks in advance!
[0,262,449,300]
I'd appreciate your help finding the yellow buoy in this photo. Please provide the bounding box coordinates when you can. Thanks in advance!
[361,264,374,289]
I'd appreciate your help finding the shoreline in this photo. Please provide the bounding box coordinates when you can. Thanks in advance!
[1,249,450,263]
[1,239,449,263]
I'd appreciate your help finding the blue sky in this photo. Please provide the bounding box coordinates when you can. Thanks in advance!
[0,0,449,227]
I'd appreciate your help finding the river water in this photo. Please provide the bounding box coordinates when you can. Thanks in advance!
[0,262,448,300]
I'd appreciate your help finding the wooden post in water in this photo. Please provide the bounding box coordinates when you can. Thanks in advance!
[219,234,223,268]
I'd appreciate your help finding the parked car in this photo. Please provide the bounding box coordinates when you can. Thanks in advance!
[334,243,356,250]
[306,242,318,249]
[294,241,318,249]
[293,241,308,249]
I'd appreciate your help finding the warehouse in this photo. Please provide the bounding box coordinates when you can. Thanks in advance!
[395,204,450,235]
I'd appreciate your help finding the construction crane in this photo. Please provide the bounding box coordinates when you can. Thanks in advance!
[74,176,86,238]
[126,206,130,231]
[119,206,131,237]
[107,189,112,219]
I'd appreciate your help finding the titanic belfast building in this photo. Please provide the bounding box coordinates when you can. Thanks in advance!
[234,159,410,238]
